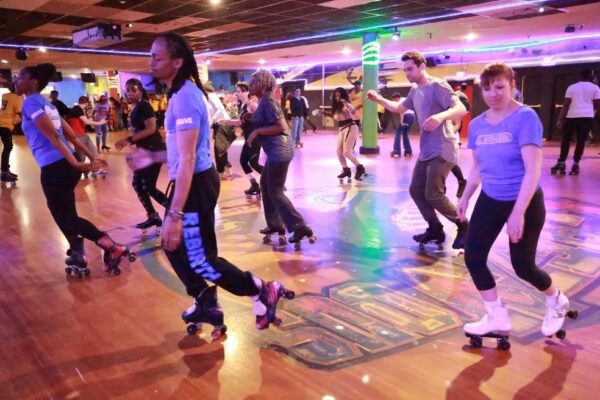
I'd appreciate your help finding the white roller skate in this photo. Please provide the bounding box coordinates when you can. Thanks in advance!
[542,290,578,339]
[464,303,512,350]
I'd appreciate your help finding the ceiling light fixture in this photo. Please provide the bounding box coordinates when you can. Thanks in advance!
[125,23,133,28]
[538,7,545,13]
[392,28,400,41]
[259,58,266,65]
[205,58,211,65]
[1,59,7,64]
[199,0,550,55]
[38,47,48,52]
[210,0,222,5]
[342,46,352,56]
[465,32,477,42]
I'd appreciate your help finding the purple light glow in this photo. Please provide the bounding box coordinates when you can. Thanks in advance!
[0,43,149,57]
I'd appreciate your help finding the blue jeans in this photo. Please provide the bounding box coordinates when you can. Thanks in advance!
[95,124,108,147]
[290,116,304,145]
[393,113,414,155]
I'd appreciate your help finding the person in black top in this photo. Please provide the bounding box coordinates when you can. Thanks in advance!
[289,88,307,147]
[116,78,167,231]
[50,90,70,118]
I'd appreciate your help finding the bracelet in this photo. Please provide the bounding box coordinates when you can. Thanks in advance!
[167,209,184,221]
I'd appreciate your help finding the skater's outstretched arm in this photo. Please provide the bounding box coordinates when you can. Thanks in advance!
[366,90,408,115]
[457,153,481,222]
[60,118,106,170]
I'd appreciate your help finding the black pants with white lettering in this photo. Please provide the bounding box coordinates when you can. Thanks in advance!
[164,166,259,298]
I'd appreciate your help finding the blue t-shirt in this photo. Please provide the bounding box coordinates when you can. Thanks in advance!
[22,94,73,167]
[165,80,212,180]
[468,106,543,201]
[252,96,293,163]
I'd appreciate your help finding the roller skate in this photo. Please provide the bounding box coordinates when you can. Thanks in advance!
[542,290,578,339]
[404,151,413,157]
[337,167,351,184]
[390,151,401,158]
[244,180,261,200]
[3,170,17,179]
[288,224,317,251]
[255,280,295,330]
[96,234,136,275]
[452,220,468,250]
[260,226,287,245]
[64,248,90,279]
[354,164,367,181]
[413,224,445,250]
[550,161,566,175]
[456,179,467,198]
[464,303,512,350]
[136,212,162,235]
[182,286,227,340]
[569,162,579,176]
[101,145,111,152]
[0,171,17,187]
[295,142,304,149]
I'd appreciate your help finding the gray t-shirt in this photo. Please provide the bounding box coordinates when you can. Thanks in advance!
[252,95,294,163]
[402,78,459,164]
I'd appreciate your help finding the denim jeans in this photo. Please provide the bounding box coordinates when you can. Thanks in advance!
[290,116,304,144]
[259,160,304,232]
[393,113,414,155]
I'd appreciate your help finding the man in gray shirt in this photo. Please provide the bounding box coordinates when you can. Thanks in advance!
[367,50,468,249]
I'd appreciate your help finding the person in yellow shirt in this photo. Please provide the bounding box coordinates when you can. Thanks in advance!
[349,80,363,128]
[0,83,23,181]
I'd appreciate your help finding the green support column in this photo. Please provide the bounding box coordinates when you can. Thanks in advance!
[359,32,380,155]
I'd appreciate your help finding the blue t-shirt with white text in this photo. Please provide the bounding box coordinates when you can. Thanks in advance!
[468,106,543,201]
[165,80,212,180]
[22,94,73,167]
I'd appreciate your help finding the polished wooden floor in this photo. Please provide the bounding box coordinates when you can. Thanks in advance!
[1,130,599,400]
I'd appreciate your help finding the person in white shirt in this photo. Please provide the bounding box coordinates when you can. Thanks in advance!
[552,69,600,175]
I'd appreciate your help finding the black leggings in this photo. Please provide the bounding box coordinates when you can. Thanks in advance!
[40,158,104,251]
[240,140,263,175]
[0,127,13,172]
[559,117,593,163]
[164,167,259,298]
[464,189,551,291]
[132,163,166,215]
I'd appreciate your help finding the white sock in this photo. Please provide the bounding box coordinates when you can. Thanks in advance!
[545,287,559,304]
[484,298,502,314]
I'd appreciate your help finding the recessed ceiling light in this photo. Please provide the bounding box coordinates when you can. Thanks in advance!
[205,58,211,65]
[1,59,7,64]
[125,23,133,28]
[210,0,222,5]
[538,7,545,13]
[465,32,477,42]
[392,28,400,41]
[70,74,77,79]
[258,58,265,65]
[38,47,48,52]
[342,46,352,55]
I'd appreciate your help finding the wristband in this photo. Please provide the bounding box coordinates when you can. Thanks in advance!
[167,209,184,221]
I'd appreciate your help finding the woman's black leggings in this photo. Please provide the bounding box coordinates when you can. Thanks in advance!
[40,158,104,251]
[132,163,166,215]
[164,167,259,298]
[240,140,263,175]
[464,189,552,292]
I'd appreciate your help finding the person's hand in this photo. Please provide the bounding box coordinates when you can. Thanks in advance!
[423,114,444,131]
[506,211,525,243]
[126,147,154,170]
[247,131,258,147]
[366,90,379,102]
[456,197,469,222]
[115,138,130,151]
[161,215,183,251]
[92,157,107,171]
[75,162,94,172]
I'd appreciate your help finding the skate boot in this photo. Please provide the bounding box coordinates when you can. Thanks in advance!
[413,224,445,250]
[452,220,469,250]
[404,151,412,157]
[64,248,90,278]
[354,164,367,181]
[255,280,295,330]
[96,234,136,275]
[337,167,351,184]
[456,179,467,198]
[390,151,400,158]
[1,171,17,187]
[244,180,261,199]
[569,162,580,176]
[260,226,286,245]
[550,161,566,175]
[464,302,512,350]
[3,170,18,179]
[542,290,578,339]
[288,224,317,250]
[182,286,227,339]
[136,212,162,235]
[101,145,111,152]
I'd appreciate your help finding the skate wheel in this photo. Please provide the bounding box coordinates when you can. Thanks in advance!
[113,268,121,276]
[65,267,72,275]
[84,269,90,276]
[283,289,295,300]
[128,253,136,262]
[278,237,286,245]
[187,324,198,335]
[76,270,83,279]
[294,243,301,251]
[419,243,425,250]
[469,336,483,348]
[308,236,316,244]
[567,310,578,319]
[262,236,272,244]
[497,338,511,351]
[556,329,566,340]
[273,317,282,326]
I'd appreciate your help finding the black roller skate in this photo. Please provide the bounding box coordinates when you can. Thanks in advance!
[413,225,445,250]
[288,225,317,251]
[404,151,413,157]
[550,161,566,175]
[260,226,286,245]
[255,280,295,330]
[101,145,111,152]
[64,248,90,278]
[452,220,469,250]
[1,171,17,187]
[182,286,227,340]
[136,212,162,235]
[244,180,261,200]
[96,234,136,275]
[337,167,351,184]
[569,162,579,176]
[354,164,367,181]
[390,151,400,158]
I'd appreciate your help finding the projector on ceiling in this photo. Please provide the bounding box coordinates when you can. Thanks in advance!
[73,23,122,48]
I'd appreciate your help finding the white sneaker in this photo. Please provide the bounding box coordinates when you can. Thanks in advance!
[464,304,512,335]
[541,291,569,336]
